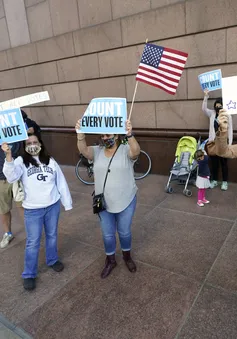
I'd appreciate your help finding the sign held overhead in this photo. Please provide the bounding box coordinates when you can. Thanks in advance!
[0,91,50,111]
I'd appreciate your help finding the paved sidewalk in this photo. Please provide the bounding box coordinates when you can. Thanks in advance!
[0,313,32,339]
[1,166,237,339]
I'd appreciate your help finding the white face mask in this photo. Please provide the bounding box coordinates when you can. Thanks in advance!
[25,144,41,156]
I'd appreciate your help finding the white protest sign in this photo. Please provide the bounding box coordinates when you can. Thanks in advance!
[222,76,237,114]
[198,69,222,91]
[0,108,28,144]
[78,98,127,134]
[0,91,50,111]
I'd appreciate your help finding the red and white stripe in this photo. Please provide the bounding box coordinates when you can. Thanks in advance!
[136,47,188,95]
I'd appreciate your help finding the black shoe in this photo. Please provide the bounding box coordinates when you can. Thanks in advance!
[50,261,64,272]
[101,255,117,279]
[23,278,36,291]
[122,251,137,273]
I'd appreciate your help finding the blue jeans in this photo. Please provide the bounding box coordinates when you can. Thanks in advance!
[99,195,137,255]
[22,200,60,279]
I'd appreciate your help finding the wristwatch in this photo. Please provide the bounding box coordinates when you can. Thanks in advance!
[127,133,134,138]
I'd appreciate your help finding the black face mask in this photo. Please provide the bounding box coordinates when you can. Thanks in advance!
[215,105,223,114]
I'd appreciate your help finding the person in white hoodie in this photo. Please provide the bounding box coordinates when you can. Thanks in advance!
[202,89,233,190]
[1,133,72,291]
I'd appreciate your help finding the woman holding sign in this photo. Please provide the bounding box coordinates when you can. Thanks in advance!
[75,119,140,279]
[202,89,233,190]
[1,134,72,291]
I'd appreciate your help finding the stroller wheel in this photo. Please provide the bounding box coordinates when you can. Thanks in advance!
[183,189,192,197]
[165,186,173,194]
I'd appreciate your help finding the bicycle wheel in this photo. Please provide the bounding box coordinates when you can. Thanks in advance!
[134,150,152,180]
[75,158,95,185]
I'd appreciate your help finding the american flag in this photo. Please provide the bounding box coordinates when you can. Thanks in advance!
[136,43,188,95]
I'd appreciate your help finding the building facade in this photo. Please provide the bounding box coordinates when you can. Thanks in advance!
[0,0,237,179]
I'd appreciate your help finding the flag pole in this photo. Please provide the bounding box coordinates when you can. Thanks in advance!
[128,38,148,121]
[128,82,138,121]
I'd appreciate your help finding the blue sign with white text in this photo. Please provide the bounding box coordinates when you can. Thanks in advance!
[198,69,222,91]
[0,107,28,144]
[79,97,127,134]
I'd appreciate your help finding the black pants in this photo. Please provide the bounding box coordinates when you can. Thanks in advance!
[210,156,228,181]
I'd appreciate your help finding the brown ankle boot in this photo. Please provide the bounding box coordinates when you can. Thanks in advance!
[101,254,117,279]
[122,250,136,272]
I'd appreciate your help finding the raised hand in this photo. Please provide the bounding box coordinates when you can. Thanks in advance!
[75,119,81,132]
[126,120,133,136]
[218,110,229,132]
[1,142,12,154]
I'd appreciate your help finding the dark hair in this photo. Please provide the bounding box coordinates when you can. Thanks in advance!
[194,149,204,160]
[21,133,51,168]
[21,109,28,121]
[214,97,223,109]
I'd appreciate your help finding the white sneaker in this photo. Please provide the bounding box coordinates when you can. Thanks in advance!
[210,180,218,189]
[0,233,14,249]
[221,181,228,191]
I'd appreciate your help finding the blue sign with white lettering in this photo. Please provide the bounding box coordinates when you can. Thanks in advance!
[198,69,222,91]
[0,107,28,144]
[78,98,127,134]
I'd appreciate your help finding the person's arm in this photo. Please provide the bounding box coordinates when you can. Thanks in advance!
[11,141,22,158]
[206,140,216,156]
[55,161,73,211]
[126,120,140,159]
[1,143,23,183]
[198,155,208,165]
[33,121,41,134]
[75,120,94,160]
[202,89,213,118]
[215,111,237,158]
[32,121,41,134]
[26,119,41,134]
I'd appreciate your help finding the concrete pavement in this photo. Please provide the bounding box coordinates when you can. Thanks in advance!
[1,166,237,339]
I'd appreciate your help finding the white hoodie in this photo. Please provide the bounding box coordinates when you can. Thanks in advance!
[3,156,72,210]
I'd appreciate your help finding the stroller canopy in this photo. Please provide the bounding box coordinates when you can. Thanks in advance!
[175,136,197,164]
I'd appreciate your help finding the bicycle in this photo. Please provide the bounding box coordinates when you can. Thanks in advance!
[75,138,152,185]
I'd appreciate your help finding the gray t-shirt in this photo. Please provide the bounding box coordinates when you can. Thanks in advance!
[93,144,138,213]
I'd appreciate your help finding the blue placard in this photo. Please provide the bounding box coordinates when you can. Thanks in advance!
[0,108,28,144]
[198,69,222,91]
[79,98,127,134]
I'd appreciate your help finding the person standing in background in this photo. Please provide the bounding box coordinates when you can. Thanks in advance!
[0,142,24,249]
[21,110,41,136]
[195,149,210,207]
[2,133,72,290]
[202,89,233,190]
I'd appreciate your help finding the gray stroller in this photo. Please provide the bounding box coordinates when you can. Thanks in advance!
[165,136,199,197]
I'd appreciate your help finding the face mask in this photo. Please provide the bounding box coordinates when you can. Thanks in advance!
[102,137,116,149]
[215,106,223,113]
[25,144,41,156]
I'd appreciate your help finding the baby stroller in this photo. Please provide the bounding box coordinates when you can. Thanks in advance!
[165,136,199,197]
